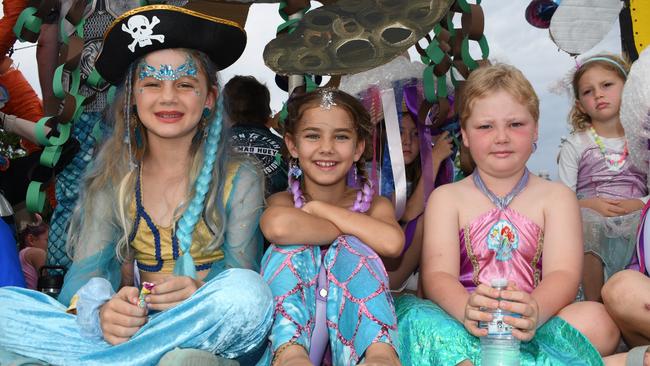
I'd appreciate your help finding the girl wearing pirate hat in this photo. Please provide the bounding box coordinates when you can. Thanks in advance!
[0,5,272,365]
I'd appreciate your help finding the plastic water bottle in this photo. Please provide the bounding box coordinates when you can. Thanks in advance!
[479,278,520,366]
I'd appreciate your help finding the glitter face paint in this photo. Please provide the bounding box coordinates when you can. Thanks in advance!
[138,55,198,81]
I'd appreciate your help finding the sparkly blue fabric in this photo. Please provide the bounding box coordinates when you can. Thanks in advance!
[396,295,604,366]
[0,269,273,365]
[258,236,398,366]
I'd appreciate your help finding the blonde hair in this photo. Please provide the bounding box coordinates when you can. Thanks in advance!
[458,63,539,129]
[67,49,230,262]
[568,54,629,132]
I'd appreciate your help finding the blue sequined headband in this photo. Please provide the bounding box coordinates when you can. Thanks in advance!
[138,55,198,81]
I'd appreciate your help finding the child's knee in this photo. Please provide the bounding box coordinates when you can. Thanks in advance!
[209,268,273,312]
[602,270,643,314]
[334,235,376,256]
[560,301,620,355]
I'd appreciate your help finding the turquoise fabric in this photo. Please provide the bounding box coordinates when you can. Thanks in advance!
[259,235,398,366]
[0,268,273,365]
[396,295,604,366]
[58,162,263,307]
[47,112,102,270]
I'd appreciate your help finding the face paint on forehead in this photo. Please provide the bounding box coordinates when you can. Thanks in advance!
[138,54,199,81]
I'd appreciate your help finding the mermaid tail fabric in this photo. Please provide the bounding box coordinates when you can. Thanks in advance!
[396,295,603,366]
[260,235,397,365]
[0,268,273,365]
[395,171,603,365]
[48,112,102,270]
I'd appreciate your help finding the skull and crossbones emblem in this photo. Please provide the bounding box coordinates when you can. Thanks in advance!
[122,15,165,52]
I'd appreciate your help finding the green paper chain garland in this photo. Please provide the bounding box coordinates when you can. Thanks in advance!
[14,0,108,212]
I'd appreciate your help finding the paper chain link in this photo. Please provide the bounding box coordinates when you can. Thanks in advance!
[417,0,489,130]
[14,0,109,212]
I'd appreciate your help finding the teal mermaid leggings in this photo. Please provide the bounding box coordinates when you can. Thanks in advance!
[260,235,398,366]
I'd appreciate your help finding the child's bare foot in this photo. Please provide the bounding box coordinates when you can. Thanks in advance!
[362,343,401,366]
[273,344,312,366]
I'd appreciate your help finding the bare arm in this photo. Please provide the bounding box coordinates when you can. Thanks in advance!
[25,247,47,273]
[304,196,404,257]
[0,112,51,143]
[400,175,426,223]
[385,218,423,290]
[260,192,342,245]
[37,23,60,116]
[420,186,469,321]
[400,132,453,222]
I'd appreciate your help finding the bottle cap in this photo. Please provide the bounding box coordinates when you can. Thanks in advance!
[490,277,508,289]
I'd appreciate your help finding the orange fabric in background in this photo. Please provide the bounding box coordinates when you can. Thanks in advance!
[0,0,56,209]
[0,0,43,153]
[0,67,54,209]
[0,67,44,153]
[0,0,28,56]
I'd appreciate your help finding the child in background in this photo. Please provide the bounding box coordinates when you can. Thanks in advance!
[397,64,619,365]
[385,96,453,293]
[260,88,403,366]
[17,221,48,290]
[224,75,288,196]
[558,54,648,302]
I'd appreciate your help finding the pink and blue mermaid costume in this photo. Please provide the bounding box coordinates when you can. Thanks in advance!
[396,171,603,366]
[258,180,398,365]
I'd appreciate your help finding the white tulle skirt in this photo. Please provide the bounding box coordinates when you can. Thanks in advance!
[581,208,640,280]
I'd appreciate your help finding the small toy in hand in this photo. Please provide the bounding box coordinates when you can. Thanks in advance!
[138,282,155,308]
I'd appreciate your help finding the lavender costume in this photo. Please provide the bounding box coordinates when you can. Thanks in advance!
[559,132,648,280]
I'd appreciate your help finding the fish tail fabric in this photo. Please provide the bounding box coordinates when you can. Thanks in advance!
[260,235,397,366]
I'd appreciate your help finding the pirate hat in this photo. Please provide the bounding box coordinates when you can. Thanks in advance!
[95,4,247,85]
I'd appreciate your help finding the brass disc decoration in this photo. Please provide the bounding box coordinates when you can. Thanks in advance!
[264,0,455,75]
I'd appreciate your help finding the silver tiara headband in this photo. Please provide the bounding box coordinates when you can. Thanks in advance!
[319,89,337,110]
[580,57,628,78]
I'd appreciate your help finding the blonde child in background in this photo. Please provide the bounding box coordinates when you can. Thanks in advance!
[396,64,619,365]
[558,54,648,302]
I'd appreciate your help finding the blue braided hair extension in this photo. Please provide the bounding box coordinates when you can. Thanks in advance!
[123,64,137,171]
[173,95,224,278]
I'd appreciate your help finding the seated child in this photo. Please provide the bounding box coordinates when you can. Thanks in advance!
[260,88,403,366]
[385,93,453,293]
[0,5,272,364]
[558,54,648,302]
[396,63,620,365]
[17,221,48,290]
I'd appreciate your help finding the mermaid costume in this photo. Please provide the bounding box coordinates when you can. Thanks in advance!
[396,170,603,366]
[0,163,273,365]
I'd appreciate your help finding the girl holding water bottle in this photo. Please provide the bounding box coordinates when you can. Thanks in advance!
[395,64,619,365]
